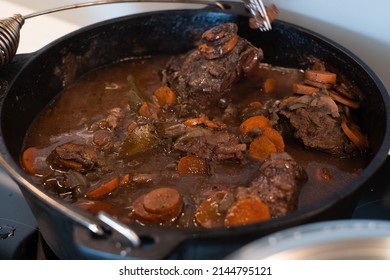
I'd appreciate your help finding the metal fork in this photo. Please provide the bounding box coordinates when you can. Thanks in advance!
[245,0,272,31]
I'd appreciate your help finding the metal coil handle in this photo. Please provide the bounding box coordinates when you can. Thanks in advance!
[0,14,24,67]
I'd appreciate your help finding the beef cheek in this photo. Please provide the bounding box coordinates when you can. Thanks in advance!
[163,23,264,112]
[173,127,247,162]
[278,93,358,157]
[241,152,307,217]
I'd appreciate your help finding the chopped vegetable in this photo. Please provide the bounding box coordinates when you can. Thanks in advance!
[121,124,160,157]
[138,102,151,118]
[198,35,238,60]
[198,23,239,60]
[154,85,177,106]
[126,75,147,112]
[183,114,209,127]
[85,177,120,199]
[262,77,277,94]
[341,119,369,149]
[195,191,234,228]
[334,83,355,99]
[239,101,265,121]
[132,190,183,224]
[329,91,360,109]
[262,127,285,152]
[183,114,226,129]
[304,70,337,84]
[143,187,182,214]
[177,155,208,175]
[249,135,277,159]
[224,197,270,226]
[292,66,360,110]
[21,147,39,175]
[138,102,160,118]
[304,79,333,89]
[292,83,319,95]
[281,96,299,104]
[247,101,263,109]
[240,115,271,134]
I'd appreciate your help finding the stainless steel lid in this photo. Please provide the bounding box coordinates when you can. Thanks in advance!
[227,220,390,260]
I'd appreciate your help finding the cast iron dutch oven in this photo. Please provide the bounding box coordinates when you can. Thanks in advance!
[0,2,389,259]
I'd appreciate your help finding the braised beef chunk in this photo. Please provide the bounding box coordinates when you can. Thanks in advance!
[243,152,307,217]
[278,93,357,156]
[48,143,99,172]
[43,170,89,198]
[173,127,246,162]
[163,23,264,111]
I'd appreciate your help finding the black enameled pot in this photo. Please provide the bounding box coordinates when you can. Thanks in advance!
[0,2,389,259]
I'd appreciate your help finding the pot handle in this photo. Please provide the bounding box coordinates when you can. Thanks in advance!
[73,212,188,259]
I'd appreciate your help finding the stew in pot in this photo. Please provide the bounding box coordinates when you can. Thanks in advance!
[20,23,368,229]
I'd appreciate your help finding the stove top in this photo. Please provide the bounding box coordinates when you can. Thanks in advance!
[1,157,389,259]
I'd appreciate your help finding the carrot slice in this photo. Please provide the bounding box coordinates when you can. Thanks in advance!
[138,102,160,118]
[249,135,277,159]
[198,34,238,60]
[341,120,369,150]
[304,70,337,84]
[143,187,182,215]
[21,147,39,175]
[304,79,333,89]
[224,197,270,226]
[333,84,355,99]
[262,127,285,152]
[85,177,120,199]
[177,155,208,175]
[239,115,271,134]
[247,101,263,109]
[282,96,299,104]
[183,114,209,127]
[262,78,277,94]
[329,91,360,109]
[154,85,176,106]
[291,83,319,95]
[132,193,182,224]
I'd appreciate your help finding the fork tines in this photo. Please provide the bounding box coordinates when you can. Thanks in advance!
[245,0,272,32]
